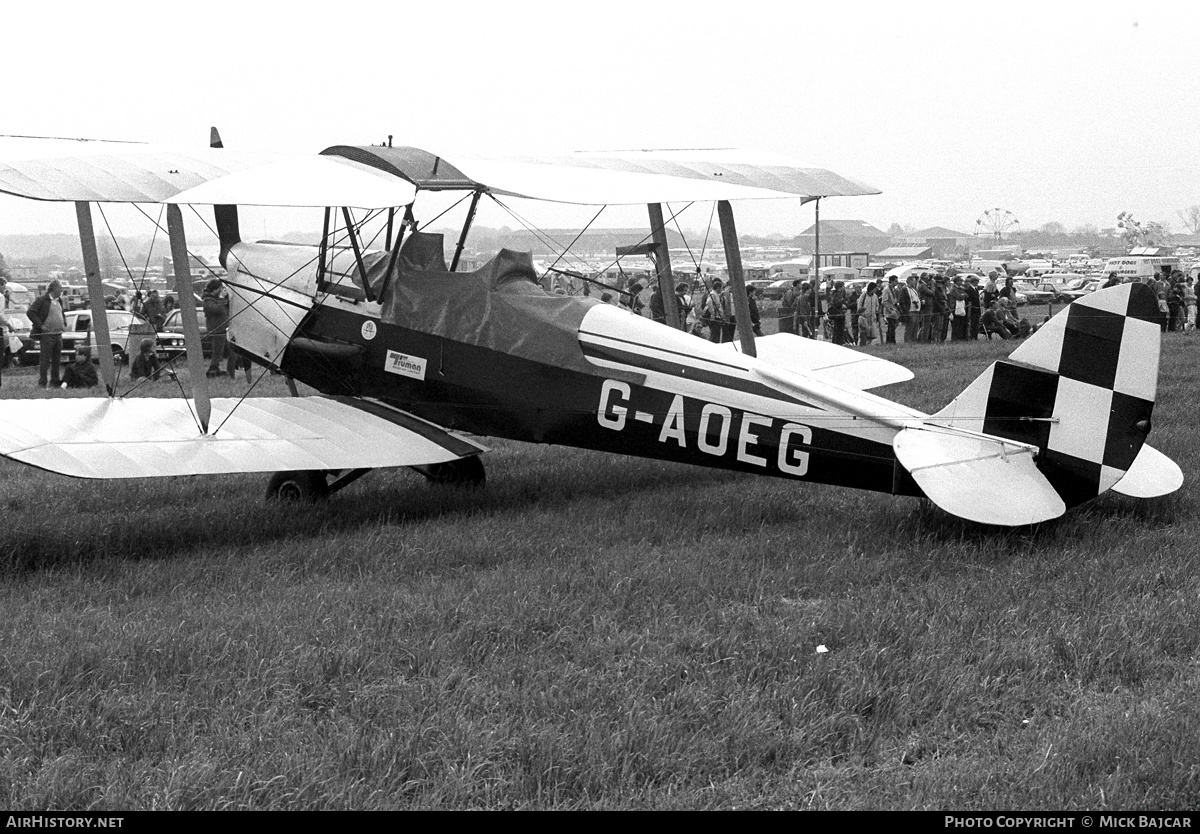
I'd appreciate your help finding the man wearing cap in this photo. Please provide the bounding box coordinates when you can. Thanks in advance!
[966,275,982,340]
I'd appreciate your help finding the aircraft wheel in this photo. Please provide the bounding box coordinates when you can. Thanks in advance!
[414,456,486,488]
[265,470,330,502]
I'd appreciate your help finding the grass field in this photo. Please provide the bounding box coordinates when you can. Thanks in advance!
[0,328,1197,810]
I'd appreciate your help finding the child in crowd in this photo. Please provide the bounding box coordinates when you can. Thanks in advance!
[131,338,176,382]
[61,347,98,389]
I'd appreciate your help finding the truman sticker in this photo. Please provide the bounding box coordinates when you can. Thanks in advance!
[361,320,378,340]
[385,350,427,381]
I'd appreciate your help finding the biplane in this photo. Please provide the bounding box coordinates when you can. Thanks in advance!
[0,132,1183,526]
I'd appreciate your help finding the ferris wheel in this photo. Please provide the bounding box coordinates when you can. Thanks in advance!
[974,208,1021,245]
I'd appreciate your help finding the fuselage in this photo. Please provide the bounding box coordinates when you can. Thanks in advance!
[225,240,927,498]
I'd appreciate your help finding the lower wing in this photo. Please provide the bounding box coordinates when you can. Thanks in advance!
[0,396,485,479]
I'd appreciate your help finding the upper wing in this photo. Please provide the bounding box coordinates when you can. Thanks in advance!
[0,396,484,479]
[322,144,880,205]
[0,138,416,208]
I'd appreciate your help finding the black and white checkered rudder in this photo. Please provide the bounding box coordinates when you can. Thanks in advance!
[934,282,1162,508]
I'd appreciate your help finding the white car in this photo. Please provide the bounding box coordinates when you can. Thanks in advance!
[20,309,182,365]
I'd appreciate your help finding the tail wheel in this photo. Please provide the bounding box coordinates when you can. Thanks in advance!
[412,456,486,488]
[266,470,330,501]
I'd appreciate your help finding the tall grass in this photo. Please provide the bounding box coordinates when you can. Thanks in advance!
[0,333,1197,809]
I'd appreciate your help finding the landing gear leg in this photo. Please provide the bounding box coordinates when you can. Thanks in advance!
[411,456,486,488]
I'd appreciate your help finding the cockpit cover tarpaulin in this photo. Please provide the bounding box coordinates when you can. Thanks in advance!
[366,233,603,375]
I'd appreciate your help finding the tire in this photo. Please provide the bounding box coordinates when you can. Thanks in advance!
[112,346,127,365]
[265,470,330,501]
[412,456,486,488]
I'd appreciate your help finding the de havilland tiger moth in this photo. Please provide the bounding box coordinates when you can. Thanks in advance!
[0,132,1183,526]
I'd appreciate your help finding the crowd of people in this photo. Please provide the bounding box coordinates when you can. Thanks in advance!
[2,276,250,389]
[611,270,1039,345]
[614,267,1200,347]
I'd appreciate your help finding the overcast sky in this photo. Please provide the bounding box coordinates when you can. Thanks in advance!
[2,0,1197,249]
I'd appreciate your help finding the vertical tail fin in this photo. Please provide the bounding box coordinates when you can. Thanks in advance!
[209,126,240,269]
[934,282,1164,508]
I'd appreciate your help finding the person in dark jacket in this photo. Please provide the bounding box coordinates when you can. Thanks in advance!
[648,285,665,324]
[131,338,176,382]
[141,289,166,329]
[202,278,235,378]
[747,286,764,337]
[966,276,982,340]
[827,282,849,345]
[931,277,949,342]
[61,347,98,389]
[674,281,691,332]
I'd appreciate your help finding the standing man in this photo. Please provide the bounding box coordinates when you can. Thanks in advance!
[700,278,732,343]
[947,276,968,341]
[966,276,982,340]
[901,275,919,342]
[674,281,691,332]
[142,289,166,329]
[932,276,949,342]
[881,275,901,344]
[1183,277,1196,331]
[27,279,67,388]
[203,278,236,378]
[827,281,849,346]
[648,283,666,325]
[779,279,799,336]
[917,274,934,342]
[796,280,814,338]
[747,286,764,337]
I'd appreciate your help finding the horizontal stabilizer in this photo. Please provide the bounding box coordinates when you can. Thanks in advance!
[1110,443,1183,498]
[893,426,1065,526]
[726,333,914,390]
[0,397,485,479]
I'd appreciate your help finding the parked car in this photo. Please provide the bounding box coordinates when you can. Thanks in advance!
[21,309,182,365]
[762,279,794,301]
[1039,277,1096,303]
[1013,280,1057,305]
[162,308,211,357]
[1058,279,1104,303]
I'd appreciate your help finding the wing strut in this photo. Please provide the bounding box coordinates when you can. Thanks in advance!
[647,203,681,330]
[717,200,756,357]
[341,207,372,302]
[75,202,116,394]
[450,189,482,272]
[167,204,211,433]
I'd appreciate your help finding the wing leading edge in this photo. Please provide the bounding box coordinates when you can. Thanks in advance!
[0,396,485,479]
[0,138,416,208]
